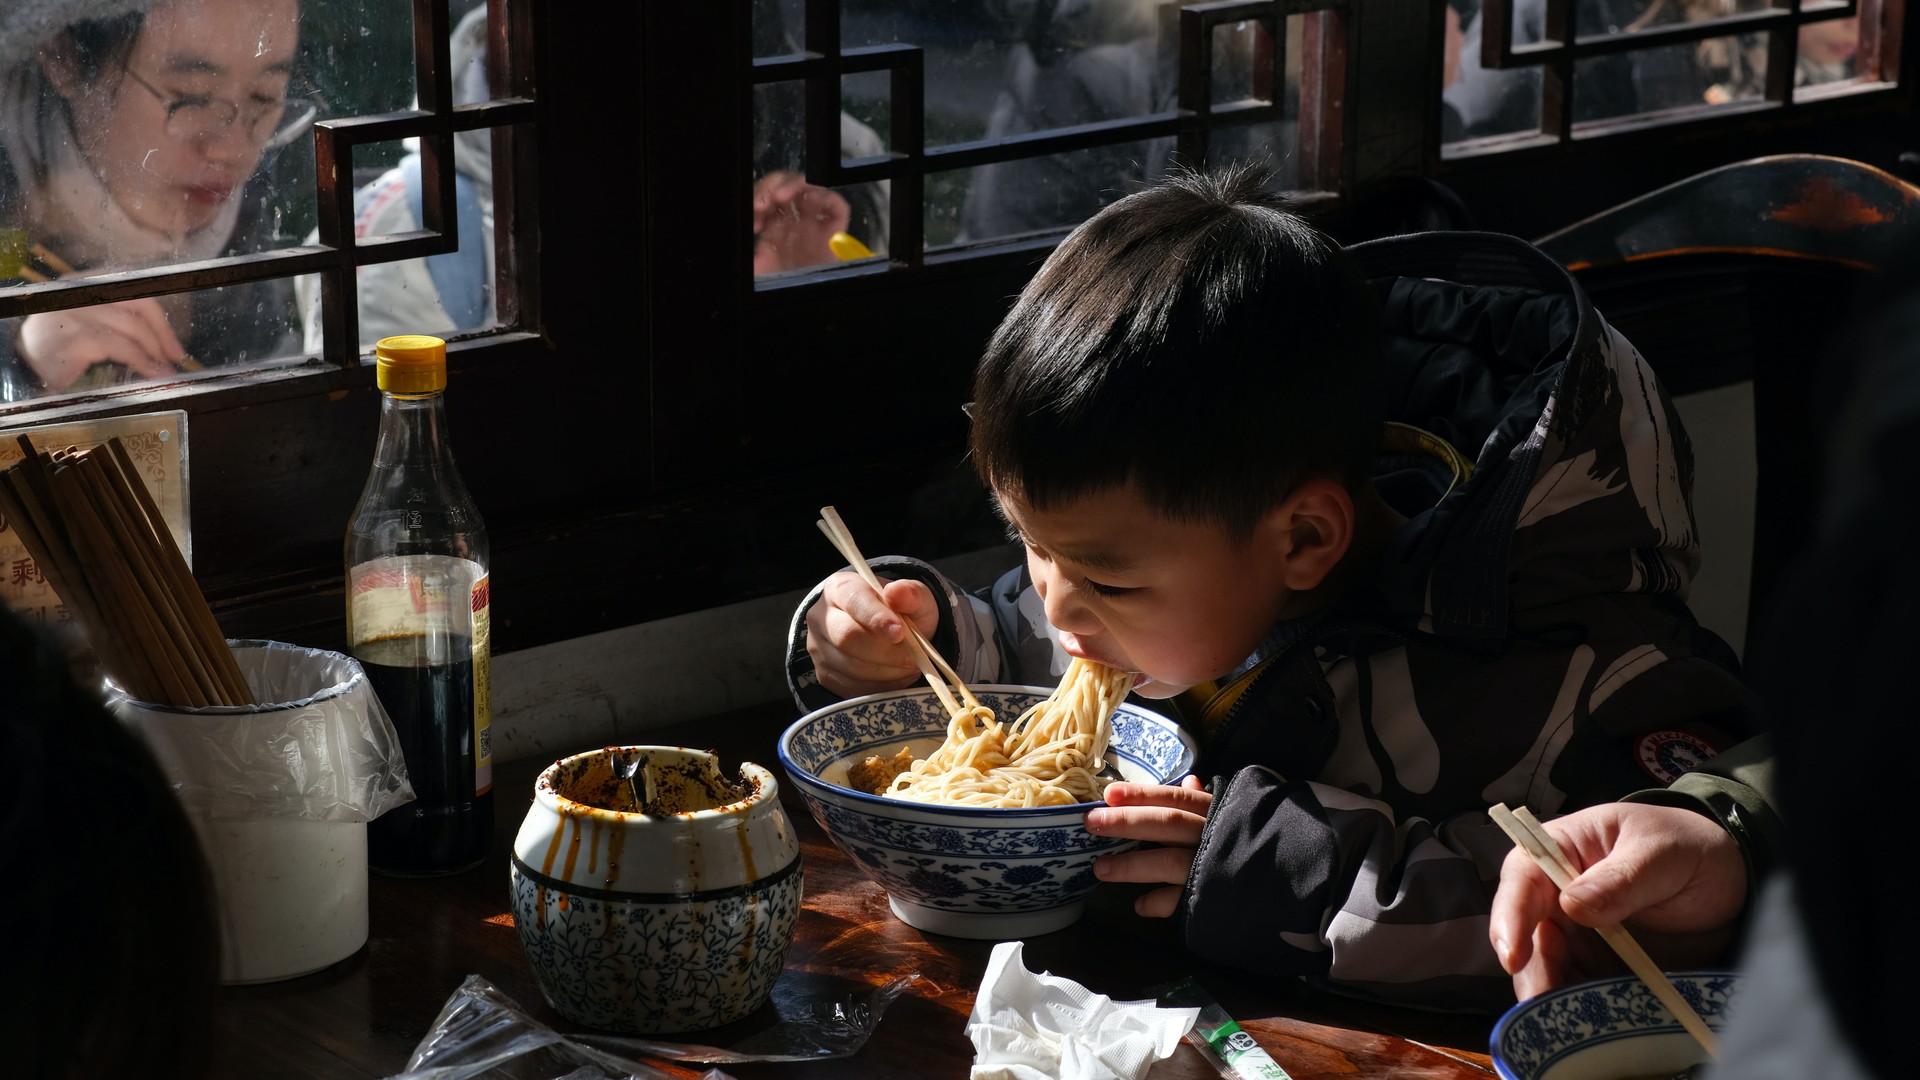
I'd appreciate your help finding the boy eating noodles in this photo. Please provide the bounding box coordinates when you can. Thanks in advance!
[786,166,1755,1010]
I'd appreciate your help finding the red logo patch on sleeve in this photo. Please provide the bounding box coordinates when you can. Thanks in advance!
[1634,730,1719,785]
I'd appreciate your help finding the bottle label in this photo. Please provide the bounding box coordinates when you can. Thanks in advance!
[471,574,492,795]
[348,555,478,655]
[348,554,490,796]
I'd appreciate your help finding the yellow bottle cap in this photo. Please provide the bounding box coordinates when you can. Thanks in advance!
[829,231,874,261]
[374,334,447,393]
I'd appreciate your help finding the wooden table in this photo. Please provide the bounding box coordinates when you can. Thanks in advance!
[210,703,1497,1079]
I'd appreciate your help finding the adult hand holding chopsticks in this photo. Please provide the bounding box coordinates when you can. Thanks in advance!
[804,540,945,699]
[16,298,191,393]
[1489,801,1748,1002]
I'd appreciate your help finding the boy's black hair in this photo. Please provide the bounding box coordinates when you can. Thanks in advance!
[969,163,1383,538]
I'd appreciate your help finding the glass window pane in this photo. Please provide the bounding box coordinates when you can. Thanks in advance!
[290,0,420,238]
[751,78,891,276]
[957,10,1310,244]
[295,4,502,353]
[752,5,1318,270]
[1442,1,1541,141]
[1572,1,1775,119]
[1214,120,1301,189]
[3,279,304,402]
[1572,31,1770,117]
[754,175,889,275]
[0,0,524,399]
[0,0,324,400]
[846,1,1166,148]
[970,7,1177,141]
[1797,17,1860,90]
[1577,0,1774,36]
[1444,0,1845,144]
[299,156,508,356]
[939,138,1165,247]
[843,70,891,158]
[1693,33,1771,107]
[1213,19,1272,106]
[754,0,806,60]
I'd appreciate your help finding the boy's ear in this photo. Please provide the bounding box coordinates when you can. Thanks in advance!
[1265,478,1355,591]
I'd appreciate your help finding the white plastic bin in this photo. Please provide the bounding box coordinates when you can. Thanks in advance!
[109,640,414,983]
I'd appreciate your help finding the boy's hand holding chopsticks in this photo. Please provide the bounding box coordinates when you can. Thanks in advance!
[803,516,947,700]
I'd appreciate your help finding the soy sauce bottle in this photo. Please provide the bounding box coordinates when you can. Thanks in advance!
[347,335,493,875]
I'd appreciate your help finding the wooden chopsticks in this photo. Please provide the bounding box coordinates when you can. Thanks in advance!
[1490,802,1719,1059]
[0,435,252,707]
[32,241,74,278]
[815,505,981,718]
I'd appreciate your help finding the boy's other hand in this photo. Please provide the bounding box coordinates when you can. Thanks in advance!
[1489,802,1748,1001]
[1085,776,1211,918]
[805,571,941,699]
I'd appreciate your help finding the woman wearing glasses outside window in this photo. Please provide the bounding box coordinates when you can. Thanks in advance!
[0,0,309,400]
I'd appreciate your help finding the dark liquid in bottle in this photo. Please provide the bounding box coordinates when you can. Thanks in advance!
[359,634,493,875]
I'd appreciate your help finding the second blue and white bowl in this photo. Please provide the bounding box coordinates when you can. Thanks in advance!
[1491,971,1743,1080]
[778,685,1197,939]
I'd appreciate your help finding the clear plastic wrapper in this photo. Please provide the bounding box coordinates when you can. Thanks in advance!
[384,976,709,1080]
[108,639,415,822]
[581,970,920,1063]
[387,972,920,1080]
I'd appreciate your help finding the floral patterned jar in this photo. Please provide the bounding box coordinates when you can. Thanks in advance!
[509,745,802,1033]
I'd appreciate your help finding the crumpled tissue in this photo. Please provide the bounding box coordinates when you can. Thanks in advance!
[965,941,1199,1080]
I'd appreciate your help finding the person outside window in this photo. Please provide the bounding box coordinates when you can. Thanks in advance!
[0,0,308,400]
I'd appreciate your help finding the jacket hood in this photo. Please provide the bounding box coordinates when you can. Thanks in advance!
[1341,230,1677,641]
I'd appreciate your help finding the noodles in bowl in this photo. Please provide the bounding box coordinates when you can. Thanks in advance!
[873,658,1135,807]
[778,682,1197,939]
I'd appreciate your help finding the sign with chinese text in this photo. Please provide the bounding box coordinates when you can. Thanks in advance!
[0,412,189,629]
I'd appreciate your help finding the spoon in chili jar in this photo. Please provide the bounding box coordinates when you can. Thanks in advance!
[609,749,657,815]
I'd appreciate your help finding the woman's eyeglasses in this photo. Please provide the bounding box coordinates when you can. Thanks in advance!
[121,66,318,150]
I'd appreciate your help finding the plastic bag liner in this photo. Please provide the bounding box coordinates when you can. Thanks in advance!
[108,639,415,823]
[386,973,921,1080]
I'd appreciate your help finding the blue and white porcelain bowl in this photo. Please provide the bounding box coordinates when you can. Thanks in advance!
[1491,971,1743,1080]
[509,746,802,1033]
[778,685,1197,940]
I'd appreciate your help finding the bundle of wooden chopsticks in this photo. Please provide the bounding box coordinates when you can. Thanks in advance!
[1491,802,1720,1059]
[815,505,981,719]
[0,435,252,706]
